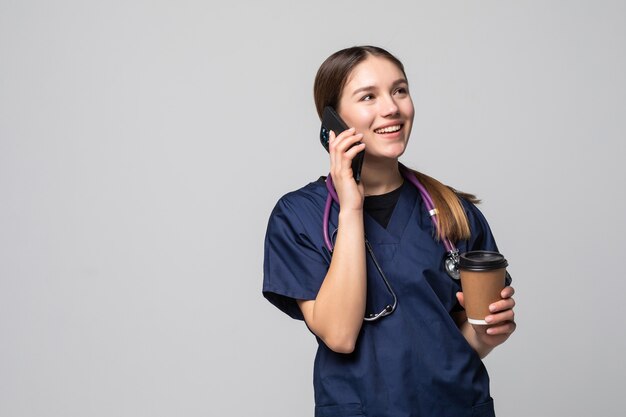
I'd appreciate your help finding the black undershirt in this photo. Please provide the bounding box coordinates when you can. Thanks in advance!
[317,177,404,229]
[363,182,404,228]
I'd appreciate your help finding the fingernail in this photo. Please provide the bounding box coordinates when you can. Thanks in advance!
[489,304,496,312]
[485,315,493,323]
[486,328,494,335]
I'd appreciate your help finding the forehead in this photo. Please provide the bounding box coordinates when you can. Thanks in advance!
[344,55,406,91]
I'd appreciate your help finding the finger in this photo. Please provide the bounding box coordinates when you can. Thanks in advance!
[485,308,515,325]
[489,297,515,313]
[328,129,337,145]
[328,128,355,152]
[328,130,337,167]
[456,292,465,308]
[329,129,355,166]
[501,286,515,298]
[343,142,366,159]
[486,321,516,336]
[335,126,356,138]
[330,127,355,149]
[335,132,363,154]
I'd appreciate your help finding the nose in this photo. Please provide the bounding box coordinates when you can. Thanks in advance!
[381,95,399,117]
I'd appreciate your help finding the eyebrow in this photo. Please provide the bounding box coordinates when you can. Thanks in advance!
[351,78,408,97]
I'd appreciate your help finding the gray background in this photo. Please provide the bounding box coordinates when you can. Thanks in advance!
[1,1,624,416]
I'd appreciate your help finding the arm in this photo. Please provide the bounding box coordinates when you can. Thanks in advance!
[298,128,367,354]
[452,286,517,359]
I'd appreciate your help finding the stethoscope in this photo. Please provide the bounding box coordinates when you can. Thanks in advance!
[322,164,460,321]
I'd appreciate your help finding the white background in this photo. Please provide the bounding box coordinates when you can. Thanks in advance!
[1,1,625,416]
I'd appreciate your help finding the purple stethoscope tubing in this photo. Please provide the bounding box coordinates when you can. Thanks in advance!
[322,164,464,320]
[324,165,456,252]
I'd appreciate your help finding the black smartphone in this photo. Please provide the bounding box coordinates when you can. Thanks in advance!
[319,106,365,183]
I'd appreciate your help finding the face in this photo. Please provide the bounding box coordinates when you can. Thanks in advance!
[337,55,415,161]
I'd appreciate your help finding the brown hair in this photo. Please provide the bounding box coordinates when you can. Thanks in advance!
[409,169,480,242]
[314,46,479,242]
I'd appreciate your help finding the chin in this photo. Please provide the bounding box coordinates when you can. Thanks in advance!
[368,143,408,160]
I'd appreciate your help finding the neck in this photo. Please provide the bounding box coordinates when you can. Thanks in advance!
[360,158,404,196]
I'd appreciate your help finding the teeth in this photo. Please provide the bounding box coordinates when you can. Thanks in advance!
[375,125,401,134]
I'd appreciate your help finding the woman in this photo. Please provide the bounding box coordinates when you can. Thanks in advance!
[263,46,516,417]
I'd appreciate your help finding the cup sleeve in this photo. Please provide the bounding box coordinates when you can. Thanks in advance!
[262,198,330,320]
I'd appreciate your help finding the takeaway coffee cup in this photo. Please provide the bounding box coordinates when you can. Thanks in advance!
[459,251,508,325]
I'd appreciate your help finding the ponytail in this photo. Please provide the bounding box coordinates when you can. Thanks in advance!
[409,169,479,242]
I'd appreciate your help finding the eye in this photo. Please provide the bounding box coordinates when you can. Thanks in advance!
[360,94,374,101]
[394,87,408,95]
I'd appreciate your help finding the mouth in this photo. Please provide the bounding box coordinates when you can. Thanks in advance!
[374,124,403,134]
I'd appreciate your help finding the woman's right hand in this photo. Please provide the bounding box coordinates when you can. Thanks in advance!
[328,128,366,210]
[299,128,367,354]
[298,127,367,354]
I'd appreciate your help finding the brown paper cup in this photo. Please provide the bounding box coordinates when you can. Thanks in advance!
[459,251,508,325]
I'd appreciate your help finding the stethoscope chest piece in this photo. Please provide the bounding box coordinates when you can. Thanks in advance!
[444,250,461,280]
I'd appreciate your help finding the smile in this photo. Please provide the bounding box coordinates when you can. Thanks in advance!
[374,124,402,134]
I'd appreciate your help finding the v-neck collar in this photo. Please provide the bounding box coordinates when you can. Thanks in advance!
[363,180,419,244]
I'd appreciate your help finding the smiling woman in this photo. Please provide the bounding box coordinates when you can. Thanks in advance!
[262,46,517,417]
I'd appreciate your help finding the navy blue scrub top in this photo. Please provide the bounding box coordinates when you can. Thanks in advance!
[263,178,507,417]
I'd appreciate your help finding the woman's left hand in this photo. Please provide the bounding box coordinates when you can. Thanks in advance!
[456,286,517,356]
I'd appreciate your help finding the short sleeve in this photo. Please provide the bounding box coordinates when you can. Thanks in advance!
[262,196,330,320]
[465,201,498,253]
[464,200,513,286]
